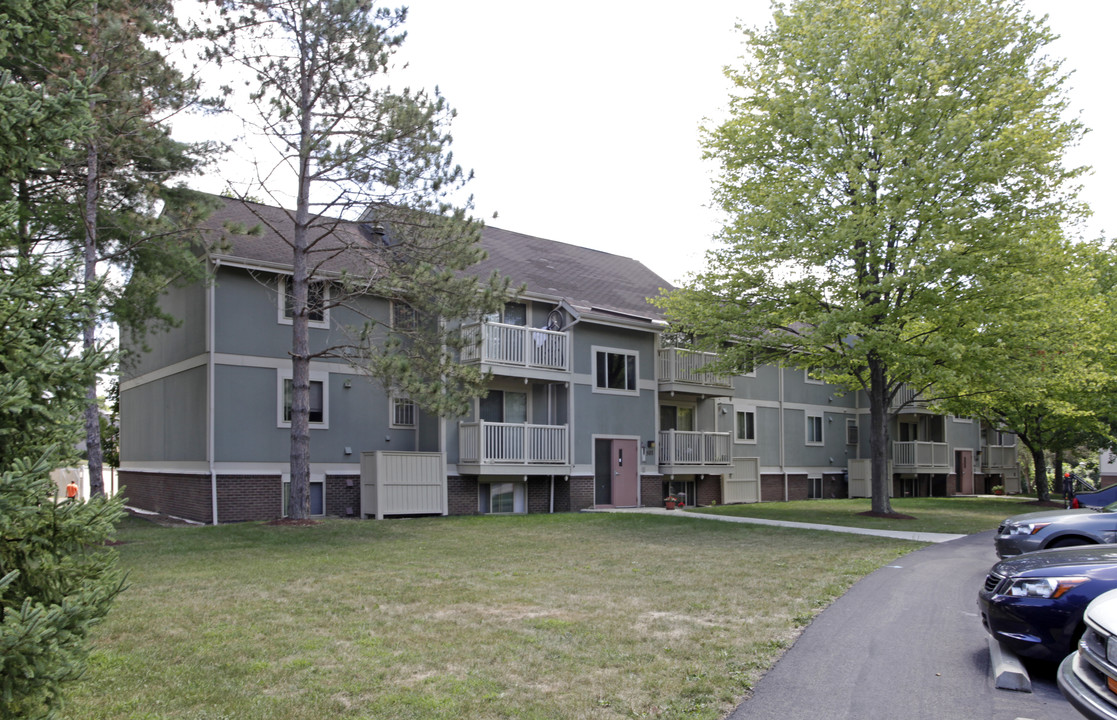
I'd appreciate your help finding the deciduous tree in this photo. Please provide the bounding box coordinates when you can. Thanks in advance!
[659,0,1085,514]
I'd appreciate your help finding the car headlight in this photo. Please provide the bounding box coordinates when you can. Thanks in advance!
[1005,522,1051,536]
[1002,576,1088,599]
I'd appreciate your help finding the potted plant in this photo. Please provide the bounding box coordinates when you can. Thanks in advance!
[992,485,1004,496]
[664,495,678,510]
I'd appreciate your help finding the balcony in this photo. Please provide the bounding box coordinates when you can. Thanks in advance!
[890,385,931,412]
[460,322,570,379]
[658,430,732,476]
[658,348,732,395]
[891,441,950,472]
[458,421,570,475]
[982,444,1018,473]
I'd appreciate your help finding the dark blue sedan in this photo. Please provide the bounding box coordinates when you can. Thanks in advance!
[979,545,1117,662]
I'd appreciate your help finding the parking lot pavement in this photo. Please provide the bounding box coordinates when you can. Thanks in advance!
[727,531,1083,720]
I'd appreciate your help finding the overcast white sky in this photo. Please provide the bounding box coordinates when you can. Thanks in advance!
[189,0,1117,285]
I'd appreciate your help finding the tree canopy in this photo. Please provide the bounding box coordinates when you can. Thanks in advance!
[659,0,1086,513]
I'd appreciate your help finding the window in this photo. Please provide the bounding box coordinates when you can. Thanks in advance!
[480,390,527,423]
[391,396,416,428]
[391,300,418,331]
[660,405,695,432]
[593,347,638,394]
[806,414,823,445]
[479,482,525,513]
[804,368,825,384]
[736,410,756,442]
[846,418,859,445]
[484,301,527,326]
[279,277,328,327]
[278,370,329,428]
[283,478,324,516]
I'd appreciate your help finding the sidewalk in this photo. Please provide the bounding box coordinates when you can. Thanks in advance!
[586,506,966,543]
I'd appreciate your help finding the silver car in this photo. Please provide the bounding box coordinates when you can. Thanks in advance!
[1058,588,1117,720]
[995,503,1117,558]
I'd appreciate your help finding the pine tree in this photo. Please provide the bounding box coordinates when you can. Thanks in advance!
[202,0,510,519]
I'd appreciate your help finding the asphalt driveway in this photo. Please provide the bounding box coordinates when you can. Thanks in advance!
[727,530,1081,720]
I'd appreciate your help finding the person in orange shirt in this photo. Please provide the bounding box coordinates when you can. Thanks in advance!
[66,480,79,500]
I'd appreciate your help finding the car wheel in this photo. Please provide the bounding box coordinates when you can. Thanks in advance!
[1047,537,1096,549]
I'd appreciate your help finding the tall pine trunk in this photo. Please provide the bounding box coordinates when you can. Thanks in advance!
[82,65,105,497]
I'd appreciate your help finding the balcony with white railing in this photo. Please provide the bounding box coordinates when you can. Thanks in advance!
[890,385,930,412]
[458,421,570,474]
[891,441,950,472]
[981,444,1018,473]
[658,430,732,475]
[657,348,733,394]
[460,322,570,377]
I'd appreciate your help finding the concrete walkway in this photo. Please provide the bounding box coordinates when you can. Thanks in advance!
[586,506,967,543]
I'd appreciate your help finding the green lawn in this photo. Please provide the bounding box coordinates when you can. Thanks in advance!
[65,513,921,720]
[689,496,1039,535]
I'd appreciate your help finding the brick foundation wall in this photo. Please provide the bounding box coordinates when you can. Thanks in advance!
[640,475,664,507]
[214,475,283,523]
[569,476,594,511]
[760,474,785,502]
[326,475,361,518]
[448,476,480,515]
[695,475,723,506]
[822,472,848,499]
[120,471,213,524]
[785,474,809,502]
[551,477,572,513]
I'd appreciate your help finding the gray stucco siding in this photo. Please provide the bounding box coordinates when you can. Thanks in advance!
[213,363,404,463]
[213,267,388,360]
[123,281,207,380]
[120,366,207,462]
[571,323,656,380]
[572,384,656,466]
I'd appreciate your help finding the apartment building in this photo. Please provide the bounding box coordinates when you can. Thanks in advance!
[119,194,1018,523]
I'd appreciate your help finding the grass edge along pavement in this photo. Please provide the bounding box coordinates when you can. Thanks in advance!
[688,495,1037,536]
[66,512,923,720]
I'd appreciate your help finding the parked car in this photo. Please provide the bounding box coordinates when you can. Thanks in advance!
[1075,483,1117,510]
[979,545,1117,662]
[995,503,1117,558]
[1058,588,1117,720]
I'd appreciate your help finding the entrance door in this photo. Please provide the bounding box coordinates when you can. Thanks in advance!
[955,450,973,495]
[594,439,639,507]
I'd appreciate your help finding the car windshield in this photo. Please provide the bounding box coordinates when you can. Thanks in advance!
[1103,501,1117,513]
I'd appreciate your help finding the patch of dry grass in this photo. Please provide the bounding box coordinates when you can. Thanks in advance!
[65,513,919,720]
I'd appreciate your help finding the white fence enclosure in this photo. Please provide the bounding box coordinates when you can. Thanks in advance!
[360,452,447,520]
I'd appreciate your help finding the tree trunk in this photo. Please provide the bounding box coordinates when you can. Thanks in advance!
[1031,447,1050,502]
[1053,451,1065,500]
[83,137,105,497]
[868,354,893,515]
[287,218,311,520]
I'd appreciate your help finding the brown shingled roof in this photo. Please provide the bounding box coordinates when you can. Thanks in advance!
[197,194,671,323]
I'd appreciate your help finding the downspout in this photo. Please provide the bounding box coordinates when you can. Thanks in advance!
[780,365,787,501]
[208,259,219,525]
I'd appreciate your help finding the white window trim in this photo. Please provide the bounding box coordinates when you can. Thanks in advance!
[592,345,640,396]
[277,369,331,429]
[804,368,825,385]
[390,395,416,429]
[735,408,757,444]
[845,418,859,445]
[278,275,330,329]
[806,413,824,446]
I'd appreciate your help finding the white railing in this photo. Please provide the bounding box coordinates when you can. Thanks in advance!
[460,322,569,371]
[892,441,949,469]
[658,430,732,466]
[459,421,568,465]
[890,385,928,411]
[982,445,1017,471]
[657,347,732,388]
